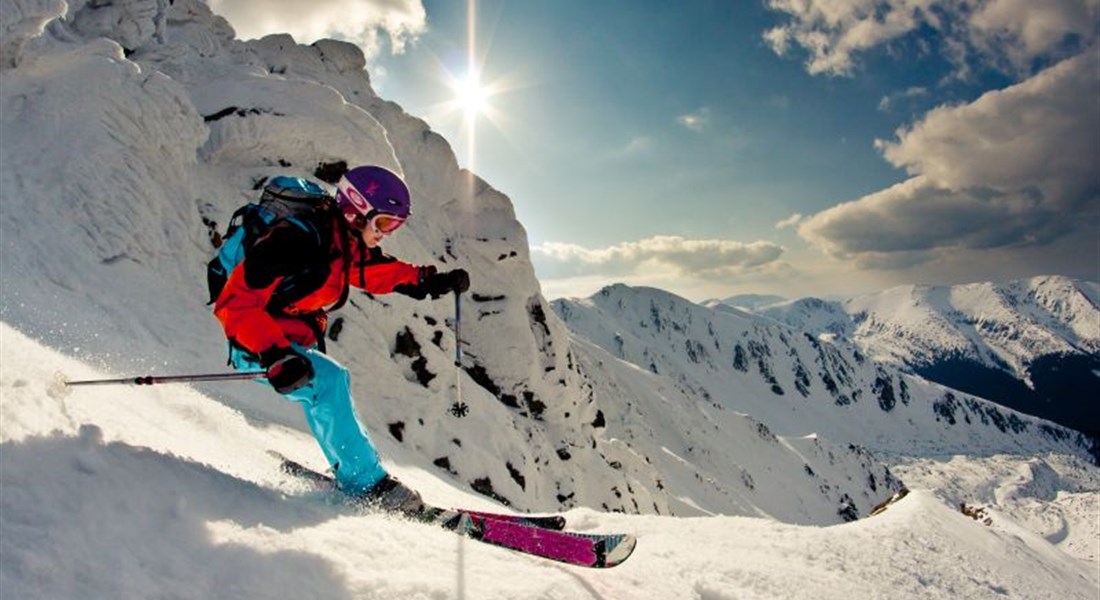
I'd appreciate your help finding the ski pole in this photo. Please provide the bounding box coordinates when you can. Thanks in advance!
[450,291,470,418]
[64,370,267,387]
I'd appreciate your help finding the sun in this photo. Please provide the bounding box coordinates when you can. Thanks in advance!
[452,71,490,118]
[423,0,532,176]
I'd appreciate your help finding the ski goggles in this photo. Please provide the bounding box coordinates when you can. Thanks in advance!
[366,212,406,235]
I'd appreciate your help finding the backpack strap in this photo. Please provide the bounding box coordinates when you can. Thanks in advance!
[288,212,356,354]
[327,216,355,314]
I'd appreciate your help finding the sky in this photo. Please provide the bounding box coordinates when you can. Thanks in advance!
[206,0,1100,301]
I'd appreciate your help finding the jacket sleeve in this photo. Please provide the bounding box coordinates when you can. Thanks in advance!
[350,246,427,295]
[213,265,289,354]
[213,222,322,355]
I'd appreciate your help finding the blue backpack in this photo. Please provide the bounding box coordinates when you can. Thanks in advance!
[206,176,344,308]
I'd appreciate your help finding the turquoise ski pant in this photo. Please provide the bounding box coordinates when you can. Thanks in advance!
[230,344,387,495]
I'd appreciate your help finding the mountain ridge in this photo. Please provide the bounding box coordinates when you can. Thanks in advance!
[553,283,1096,462]
[735,275,1100,435]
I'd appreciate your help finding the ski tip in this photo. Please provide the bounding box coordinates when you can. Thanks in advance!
[601,534,637,568]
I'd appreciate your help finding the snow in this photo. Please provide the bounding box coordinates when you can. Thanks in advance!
[892,453,1100,564]
[1,0,1097,597]
[755,277,1100,378]
[3,324,1097,599]
[554,284,1093,461]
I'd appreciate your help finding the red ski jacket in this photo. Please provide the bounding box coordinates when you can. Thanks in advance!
[214,214,425,356]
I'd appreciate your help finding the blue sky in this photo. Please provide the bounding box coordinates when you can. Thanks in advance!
[209,0,1098,301]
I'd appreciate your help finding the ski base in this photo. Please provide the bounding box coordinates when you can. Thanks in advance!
[275,455,635,567]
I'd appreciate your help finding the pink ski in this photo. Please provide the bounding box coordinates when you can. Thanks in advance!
[438,511,636,568]
[276,454,636,566]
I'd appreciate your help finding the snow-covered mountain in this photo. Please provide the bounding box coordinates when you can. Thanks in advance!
[748,277,1100,436]
[1,1,1098,597]
[553,284,1094,461]
[0,0,906,524]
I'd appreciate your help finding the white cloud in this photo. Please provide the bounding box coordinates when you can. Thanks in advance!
[799,176,1067,263]
[764,0,930,76]
[775,213,805,229]
[676,107,712,132]
[536,260,801,302]
[532,236,785,280]
[764,0,1099,77]
[799,50,1099,267]
[206,0,427,59]
[876,50,1098,202]
[967,0,1099,74]
[877,86,928,111]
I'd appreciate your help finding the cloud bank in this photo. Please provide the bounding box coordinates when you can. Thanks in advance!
[798,49,1099,267]
[532,236,785,280]
[763,1,1098,274]
[206,0,427,59]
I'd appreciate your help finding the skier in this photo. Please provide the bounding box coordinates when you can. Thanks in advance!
[212,165,469,513]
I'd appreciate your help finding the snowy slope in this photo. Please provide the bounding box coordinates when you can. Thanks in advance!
[891,452,1100,565]
[4,323,1098,599]
[752,276,1100,372]
[750,296,855,340]
[553,283,1100,567]
[841,277,1100,373]
[752,277,1100,435]
[554,284,1094,461]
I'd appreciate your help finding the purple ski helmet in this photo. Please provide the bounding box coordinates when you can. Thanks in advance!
[335,166,411,230]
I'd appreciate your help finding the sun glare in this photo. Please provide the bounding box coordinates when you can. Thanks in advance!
[453,71,490,118]
[424,0,531,178]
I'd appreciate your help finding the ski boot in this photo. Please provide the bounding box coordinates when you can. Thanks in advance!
[356,475,425,515]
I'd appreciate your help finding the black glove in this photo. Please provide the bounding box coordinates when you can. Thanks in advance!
[393,266,431,300]
[423,268,470,299]
[261,347,314,394]
[395,267,470,300]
